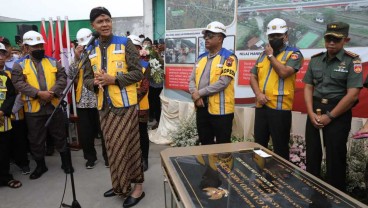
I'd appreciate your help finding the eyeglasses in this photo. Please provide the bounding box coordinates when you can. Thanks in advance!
[324,36,343,43]
[203,33,220,39]
[0,53,6,57]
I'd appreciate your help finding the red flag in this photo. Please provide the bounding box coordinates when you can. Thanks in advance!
[40,22,49,55]
[62,23,68,48]
[45,23,53,57]
[54,20,61,61]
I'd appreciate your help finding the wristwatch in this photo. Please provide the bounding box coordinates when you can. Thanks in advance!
[326,111,335,120]
[267,54,273,59]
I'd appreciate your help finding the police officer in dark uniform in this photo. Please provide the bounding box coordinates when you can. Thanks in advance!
[303,22,363,191]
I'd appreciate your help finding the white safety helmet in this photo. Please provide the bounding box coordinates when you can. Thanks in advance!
[128,35,142,47]
[0,43,6,52]
[23,31,45,46]
[266,18,288,35]
[76,28,93,46]
[202,21,227,36]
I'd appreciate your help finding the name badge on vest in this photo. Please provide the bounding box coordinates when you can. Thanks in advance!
[92,65,98,72]
[116,61,123,69]
[0,92,5,100]
[113,50,125,54]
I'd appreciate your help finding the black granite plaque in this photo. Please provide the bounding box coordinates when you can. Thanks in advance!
[169,150,362,208]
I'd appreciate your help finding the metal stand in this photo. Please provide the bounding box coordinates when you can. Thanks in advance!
[45,47,93,208]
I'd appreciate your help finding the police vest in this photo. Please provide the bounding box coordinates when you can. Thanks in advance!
[18,56,59,113]
[0,73,12,132]
[255,47,300,110]
[3,67,25,120]
[195,48,237,115]
[137,60,149,111]
[87,36,137,110]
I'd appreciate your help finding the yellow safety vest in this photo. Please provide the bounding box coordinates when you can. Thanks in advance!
[19,56,59,113]
[255,49,298,110]
[75,62,84,103]
[195,48,237,115]
[0,74,12,132]
[88,36,137,110]
[4,69,25,120]
[137,60,149,111]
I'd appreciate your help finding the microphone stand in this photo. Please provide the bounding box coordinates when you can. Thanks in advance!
[45,46,93,208]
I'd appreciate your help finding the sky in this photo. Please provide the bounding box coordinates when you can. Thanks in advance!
[1,0,144,21]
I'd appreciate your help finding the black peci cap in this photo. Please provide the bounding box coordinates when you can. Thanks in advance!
[90,7,111,22]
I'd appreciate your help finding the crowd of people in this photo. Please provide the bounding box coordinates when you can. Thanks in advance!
[189,19,368,194]
[0,7,165,208]
[0,5,368,208]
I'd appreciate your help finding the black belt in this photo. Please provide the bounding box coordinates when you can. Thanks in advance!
[313,97,341,105]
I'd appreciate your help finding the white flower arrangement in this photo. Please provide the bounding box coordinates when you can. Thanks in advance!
[346,138,368,194]
[149,58,164,84]
[169,112,198,147]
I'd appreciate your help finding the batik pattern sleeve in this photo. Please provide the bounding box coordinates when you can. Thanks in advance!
[115,40,143,88]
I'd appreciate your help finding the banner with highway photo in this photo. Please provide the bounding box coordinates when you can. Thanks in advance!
[164,0,368,117]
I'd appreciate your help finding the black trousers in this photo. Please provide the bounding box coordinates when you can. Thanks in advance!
[10,120,29,167]
[77,108,108,162]
[0,130,14,185]
[25,110,67,160]
[139,122,149,160]
[148,86,163,122]
[254,106,291,160]
[196,107,234,145]
[306,101,351,191]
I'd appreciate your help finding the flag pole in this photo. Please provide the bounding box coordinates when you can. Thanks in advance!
[65,16,77,117]
[65,16,72,65]
[41,18,46,32]
[48,17,55,56]
[57,17,65,65]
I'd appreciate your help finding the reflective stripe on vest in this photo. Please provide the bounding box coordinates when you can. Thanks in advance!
[19,56,59,113]
[88,36,137,110]
[195,48,236,115]
[0,74,12,131]
[256,50,296,110]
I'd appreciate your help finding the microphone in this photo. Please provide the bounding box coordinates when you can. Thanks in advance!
[85,31,100,48]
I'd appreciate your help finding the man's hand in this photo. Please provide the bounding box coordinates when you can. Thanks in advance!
[318,114,332,127]
[37,91,55,103]
[191,91,201,102]
[74,45,84,59]
[255,92,270,106]
[309,113,325,129]
[95,70,116,87]
[265,44,274,56]
[195,98,205,108]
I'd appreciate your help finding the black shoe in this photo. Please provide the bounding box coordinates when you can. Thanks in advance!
[151,123,159,130]
[86,160,97,169]
[61,165,74,174]
[104,160,109,168]
[104,188,117,197]
[123,192,145,208]
[142,159,148,172]
[30,166,48,180]
[21,166,31,175]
